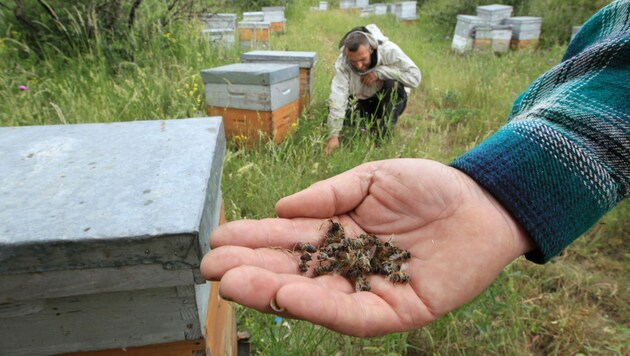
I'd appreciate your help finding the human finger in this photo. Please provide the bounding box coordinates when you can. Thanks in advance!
[218,265,355,314]
[201,245,299,281]
[276,161,379,218]
[274,277,431,337]
[210,218,327,249]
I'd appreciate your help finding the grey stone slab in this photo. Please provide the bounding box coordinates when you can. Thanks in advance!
[201,62,299,86]
[241,50,317,68]
[0,118,225,277]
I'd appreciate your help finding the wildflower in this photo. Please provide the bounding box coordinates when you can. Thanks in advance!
[360,127,366,132]
[274,316,282,324]
[19,85,28,91]
[291,122,298,128]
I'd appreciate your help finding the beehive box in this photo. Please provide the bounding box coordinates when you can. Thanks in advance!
[476,4,513,25]
[355,0,369,9]
[242,11,264,22]
[202,63,300,144]
[473,25,493,51]
[0,118,229,356]
[373,3,388,15]
[262,6,287,33]
[452,15,486,53]
[395,1,418,23]
[505,16,543,49]
[340,0,354,10]
[200,13,237,30]
[202,28,236,47]
[240,50,317,114]
[238,21,271,50]
[490,25,512,52]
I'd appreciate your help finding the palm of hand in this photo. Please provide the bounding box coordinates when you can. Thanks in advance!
[201,159,529,336]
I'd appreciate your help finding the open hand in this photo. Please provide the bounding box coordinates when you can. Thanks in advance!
[201,159,532,337]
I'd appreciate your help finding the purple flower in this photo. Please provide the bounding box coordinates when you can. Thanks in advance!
[360,128,366,133]
[19,85,28,91]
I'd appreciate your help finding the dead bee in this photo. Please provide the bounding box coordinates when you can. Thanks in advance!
[300,252,312,262]
[317,252,329,261]
[343,238,364,249]
[355,275,371,292]
[388,271,410,284]
[314,264,335,276]
[298,261,309,273]
[357,252,371,272]
[389,250,411,261]
[295,242,317,253]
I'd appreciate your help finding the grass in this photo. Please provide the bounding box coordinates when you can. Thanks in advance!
[1,1,627,355]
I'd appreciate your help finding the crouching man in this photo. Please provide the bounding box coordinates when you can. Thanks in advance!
[324,25,421,155]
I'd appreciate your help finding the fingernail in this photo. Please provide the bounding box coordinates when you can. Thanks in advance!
[270,298,285,312]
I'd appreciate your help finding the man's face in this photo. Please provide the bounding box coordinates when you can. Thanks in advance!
[346,44,373,73]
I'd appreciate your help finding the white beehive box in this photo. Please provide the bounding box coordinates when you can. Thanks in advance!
[0,118,226,355]
[202,63,300,144]
[202,28,236,47]
[396,1,418,21]
[476,4,513,25]
[505,16,543,48]
[238,21,271,50]
[240,50,317,113]
[340,0,354,10]
[200,13,236,30]
[452,15,486,53]
[242,11,264,22]
[373,3,388,15]
[355,0,369,8]
[262,6,287,33]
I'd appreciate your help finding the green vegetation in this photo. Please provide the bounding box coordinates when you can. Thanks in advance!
[1,0,627,354]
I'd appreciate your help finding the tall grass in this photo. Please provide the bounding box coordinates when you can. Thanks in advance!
[0,1,627,354]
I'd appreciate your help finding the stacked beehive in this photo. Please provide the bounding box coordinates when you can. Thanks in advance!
[393,1,418,24]
[238,20,271,50]
[452,4,543,53]
[505,16,544,49]
[241,50,317,115]
[340,0,369,11]
[0,118,232,355]
[202,63,301,145]
[262,7,287,33]
[200,13,237,47]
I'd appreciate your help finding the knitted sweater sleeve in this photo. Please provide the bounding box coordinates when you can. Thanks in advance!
[450,0,630,264]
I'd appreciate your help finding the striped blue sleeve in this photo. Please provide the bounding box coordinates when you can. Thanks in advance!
[451,0,630,263]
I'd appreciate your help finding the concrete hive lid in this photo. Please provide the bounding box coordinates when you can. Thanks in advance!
[0,117,225,275]
[201,63,299,85]
[240,50,317,68]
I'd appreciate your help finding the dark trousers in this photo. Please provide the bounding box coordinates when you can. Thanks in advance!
[345,79,408,138]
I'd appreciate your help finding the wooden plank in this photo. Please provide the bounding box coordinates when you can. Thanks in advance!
[205,201,238,356]
[208,99,299,144]
[61,339,206,356]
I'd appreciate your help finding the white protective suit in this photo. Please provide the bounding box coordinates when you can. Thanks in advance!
[326,24,421,137]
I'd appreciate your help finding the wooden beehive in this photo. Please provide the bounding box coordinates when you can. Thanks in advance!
[202,63,300,144]
[240,50,317,114]
[476,4,513,25]
[238,21,271,50]
[474,25,512,53]
[505,16,543,49]
[395,1,418,23]
[262,7,287,33]
[0,118,231,355]
[452,15,486,53]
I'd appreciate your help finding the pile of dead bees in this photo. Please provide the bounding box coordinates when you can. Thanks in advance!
[294,220,411,292]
